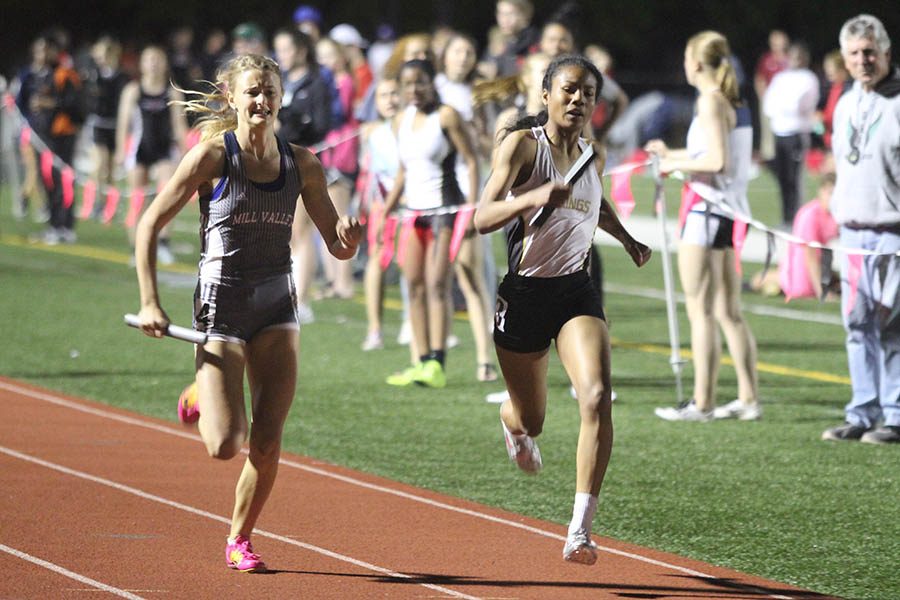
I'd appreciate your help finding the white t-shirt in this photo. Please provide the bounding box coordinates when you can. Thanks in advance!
[763,68,820,135]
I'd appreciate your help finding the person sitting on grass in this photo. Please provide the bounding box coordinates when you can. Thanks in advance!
[750,172,839,300]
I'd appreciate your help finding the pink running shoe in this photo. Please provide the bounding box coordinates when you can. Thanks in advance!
[225,535,267,572]
[177,382,200,424]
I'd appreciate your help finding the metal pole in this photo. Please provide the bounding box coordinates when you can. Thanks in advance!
[651,155,686,406]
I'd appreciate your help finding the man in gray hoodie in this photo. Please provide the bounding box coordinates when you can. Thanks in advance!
[823,14,900,444]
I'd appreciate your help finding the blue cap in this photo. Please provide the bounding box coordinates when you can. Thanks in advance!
[375,23,395,42]
[293,5,323,25]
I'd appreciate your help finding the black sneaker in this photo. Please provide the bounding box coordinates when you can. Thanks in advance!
[860,426,900,445]
[821,423,869,441]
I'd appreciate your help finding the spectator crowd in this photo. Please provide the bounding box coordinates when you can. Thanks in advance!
[1,3,898,444]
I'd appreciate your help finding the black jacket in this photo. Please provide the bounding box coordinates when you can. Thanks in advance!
[277,67,332,147]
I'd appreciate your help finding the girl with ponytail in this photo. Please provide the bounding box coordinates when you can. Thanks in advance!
[645,31,760,422]
[135,53,361,571]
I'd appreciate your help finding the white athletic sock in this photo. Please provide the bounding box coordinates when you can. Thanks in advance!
[568,492,598,535]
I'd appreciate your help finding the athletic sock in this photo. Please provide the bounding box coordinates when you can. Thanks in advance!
[568,492,598,536]
[427,349,446,366]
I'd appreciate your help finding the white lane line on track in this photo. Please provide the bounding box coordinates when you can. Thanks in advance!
[0,380,794,600]
[0,543,146,599]
[0,445,478,600]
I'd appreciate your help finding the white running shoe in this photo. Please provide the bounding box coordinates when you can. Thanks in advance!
[360,331,384,351]
[157,243,175,265]
[563,528,598,565]
[59,228,77,244]
[712,399,762,421]
[485,389,511,404]
[396,320,412,345]
[41,228,61,245]
[654,402,713,422]
[501,417,542,474]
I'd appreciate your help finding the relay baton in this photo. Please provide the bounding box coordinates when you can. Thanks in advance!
[529,143,596,227]
[124,313,207,344]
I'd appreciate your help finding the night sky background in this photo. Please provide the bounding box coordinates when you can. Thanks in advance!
[3,0,899,95]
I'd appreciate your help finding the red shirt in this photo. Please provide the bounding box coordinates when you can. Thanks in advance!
[353,63,373,106]
[755,52,787,86]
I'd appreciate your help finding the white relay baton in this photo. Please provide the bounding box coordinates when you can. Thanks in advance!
[124,314,208,345]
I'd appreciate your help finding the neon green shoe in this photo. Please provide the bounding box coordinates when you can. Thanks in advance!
[413,359,446,388]
[386,363,421,386]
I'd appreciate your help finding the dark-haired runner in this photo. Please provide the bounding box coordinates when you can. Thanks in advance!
[475,54,650,564]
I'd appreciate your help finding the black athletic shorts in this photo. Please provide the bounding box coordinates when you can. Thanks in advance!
[136,137,174,167]
[413,212,456,235]
[493,270,605,353]
[193,273,299,344]
[92,126,116,151]
[681,211,734,249]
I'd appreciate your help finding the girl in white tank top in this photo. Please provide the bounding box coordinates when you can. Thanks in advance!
[508,126,604,277]
[474,55,651,565]
[644,31,759,423]
[396,104,463,210]
[360,78,401,352]
[380,59,480,388]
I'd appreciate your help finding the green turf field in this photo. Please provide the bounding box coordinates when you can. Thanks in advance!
[1,174,895,600]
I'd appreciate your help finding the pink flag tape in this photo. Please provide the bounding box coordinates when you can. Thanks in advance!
[102,187,120,224]
[61,167,75,209]
[609,170,635,218]
[80,180,97,220]
[124,188,146,228]
[380,216,398,271]
[732,219,748,275]
[449,206,475,262]
[395,212,419,268]
[678,183,702,230]
[40,150,54,189]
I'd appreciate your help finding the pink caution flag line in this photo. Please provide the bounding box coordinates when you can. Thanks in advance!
[8,110,360,228]
[672,177,898,263]
[381,160,650,270]
[373,207,474,270]
[671,175,900,313]
[16,129,160,223]
[11,119,170,226]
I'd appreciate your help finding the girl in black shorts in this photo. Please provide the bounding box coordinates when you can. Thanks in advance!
[475,55,650,565]
[116,45,188,264]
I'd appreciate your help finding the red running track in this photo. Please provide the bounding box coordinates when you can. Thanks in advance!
[0,377,833,599]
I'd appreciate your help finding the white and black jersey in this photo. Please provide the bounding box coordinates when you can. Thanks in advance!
[505,127,604,278]
[396,105,464,211]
